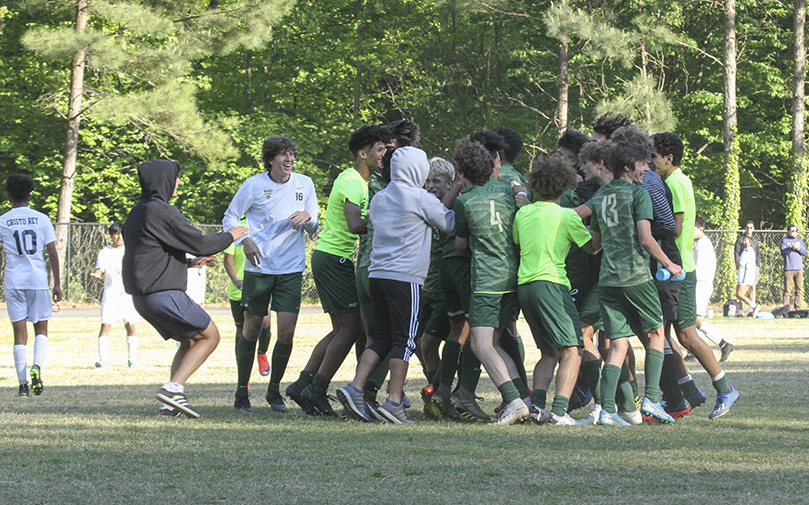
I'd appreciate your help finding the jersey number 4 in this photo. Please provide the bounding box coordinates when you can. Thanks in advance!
[601,194,619,227]
[13,229,37,255]
[490,200,504,232]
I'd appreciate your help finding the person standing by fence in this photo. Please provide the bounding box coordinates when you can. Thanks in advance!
[780,225,806,309]
[735,221,760,309]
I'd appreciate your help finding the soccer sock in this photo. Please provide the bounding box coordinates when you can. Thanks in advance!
[439,340,461,388]
[500,330,528,385]
[459,341,481,393]
[311,373,330,395]
[531,388,547,409]
[550,395,570,417]
[617,363,636,412]
[711,370,732,393]
[365,353,390,398]
[295,370,315,389]
[257,325,272,355]
[126,335,138,363]
[497,381,520,404]
[600,364,621,414]
[236,334,256,391]
[659,353,686,407]
[697,322,723,347]
[582,359,603,405]
[33,335,47,368]
[512,377,530,400]
[678,374,700,396]
[643,349,664,403]
[13,345,27,383]
[269,341,293,391]
[98,335,111,362]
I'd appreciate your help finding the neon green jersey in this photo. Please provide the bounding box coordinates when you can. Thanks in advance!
[315,168,369,259]
[664,168,696,273]
[224,218,247,301]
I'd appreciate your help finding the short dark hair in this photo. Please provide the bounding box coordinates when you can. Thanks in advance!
[611,126,653,150]
[348,125,393,158]
[469,129,507,160]
[5,174,35,203]
[528,151,577,200]
[788,224,798,232]
[557,129,589,155]
[262,136,297,171]
[695,215,707,229]
[454,138,493,186]
[593,112,633,138]
[109,221,124,235]
[651,132,684,166]
[578,140,613,166]
[607,141,649,178]
[495,127,523,164]
[388,119,420,147]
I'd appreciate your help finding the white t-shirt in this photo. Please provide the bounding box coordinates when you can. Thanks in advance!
[185,253,207,305]
[738,246,756,285]
[96,244,126,293]
[693,234,716,284]
[223,172,319,275]
[0,207,56,290]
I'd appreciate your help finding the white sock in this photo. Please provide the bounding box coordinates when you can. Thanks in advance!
[697,322,723,347]
[677,374,693,385]
[98,335,111,362]
[162,382,184,393]
[33,335,48,368]
[13,345,27,384]
[127,335,138,363]
[711,370,726,382]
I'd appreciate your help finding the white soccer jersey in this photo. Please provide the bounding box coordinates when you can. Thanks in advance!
[96,245,126,293]
[693,234,717,284]
[0,207,56,290]
[223,171,318,275]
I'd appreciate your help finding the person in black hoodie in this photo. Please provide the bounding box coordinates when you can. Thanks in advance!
[122,160,248,418]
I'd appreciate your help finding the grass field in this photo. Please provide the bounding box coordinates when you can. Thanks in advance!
[1,308,808,505]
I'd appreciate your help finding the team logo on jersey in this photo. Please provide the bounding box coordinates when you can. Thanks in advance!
[264,188,273,200]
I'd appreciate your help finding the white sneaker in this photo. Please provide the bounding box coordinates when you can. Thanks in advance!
[528,404,550,424]
[549,412,576,425]
[618,409,643,425]
[575,403,602,425]
[490,399,529,425]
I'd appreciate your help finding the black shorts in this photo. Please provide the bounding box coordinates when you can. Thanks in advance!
[368,277,421,363]
[230,299,245,327]
[133,290,211,342]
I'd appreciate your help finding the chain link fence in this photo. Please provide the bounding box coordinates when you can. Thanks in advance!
[0,224,805,309]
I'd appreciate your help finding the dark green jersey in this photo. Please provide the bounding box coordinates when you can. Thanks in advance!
[498,164,533,202]
[423,227,444,293]
[589,179,654,287]
[357,170,389,269]
[560,186,601,298]
[442,184,471,260]
[454,178,518,293]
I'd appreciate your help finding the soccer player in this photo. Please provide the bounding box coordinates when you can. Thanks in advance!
[1,174,62,397]
[651,132,740,419]
[122,160,248,418]
[515,152,597,425]
[557,129,590,170]
[591,112,633,142]
[223,136,318,413]
[496,127,533,202]
[588,141,681,426]
[694,215,734,361]
[90,221,139,368]
[286,125,390,417]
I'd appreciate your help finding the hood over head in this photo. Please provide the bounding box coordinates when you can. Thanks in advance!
[390,146,429,188]
[138,160,181,202]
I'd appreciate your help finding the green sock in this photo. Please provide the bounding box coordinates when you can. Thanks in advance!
[459,341,481,392]
[679,377,699,396]
[295,370,315,389]
[269,341,293,386]
[311,373,330,395]
[500,331,528,385]
[439,340,461,388]
[643,349,664,403]
[531,388,547,409]
[550,395,569,417]
[617,363,636,412]
[512,377,530,399]
[629,378,639,400]
[366,353,390,397]
[236,335,257,391]
[582,359,603,404]
[600,364,622,414]
[257,324,271,354]
[497,381,520,404]
[712,374,732,394]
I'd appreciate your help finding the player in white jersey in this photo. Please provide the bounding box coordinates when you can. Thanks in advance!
[0,174,62,397]
[90,221,139,368]
[693,215,733,361]
[223,136,319,412]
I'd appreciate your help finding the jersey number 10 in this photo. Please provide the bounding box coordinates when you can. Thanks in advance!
[13,229,37,255]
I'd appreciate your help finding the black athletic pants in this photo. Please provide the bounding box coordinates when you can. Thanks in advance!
[368,277,421,362]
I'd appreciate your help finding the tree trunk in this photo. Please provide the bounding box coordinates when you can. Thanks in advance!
[556,40,569,136]
[789,0,808,228]
[718,0,740,300]
[245,49,253,114]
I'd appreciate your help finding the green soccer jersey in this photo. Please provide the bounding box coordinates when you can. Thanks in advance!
[513,201,592,289]
[499,164,533,202]
[589,179,654,287]
[442,184,471,260]
[423,227,445,293]
[454,178,518,293]
[664,168,696,273]
[315,167,369,259]
[357,170,389,269]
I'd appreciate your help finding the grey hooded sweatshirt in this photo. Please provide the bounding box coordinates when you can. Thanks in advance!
[369,147,455,284]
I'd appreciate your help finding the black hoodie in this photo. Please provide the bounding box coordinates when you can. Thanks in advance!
[122,160,233,296]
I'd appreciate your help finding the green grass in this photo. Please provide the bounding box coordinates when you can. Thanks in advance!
[1,310,808,504]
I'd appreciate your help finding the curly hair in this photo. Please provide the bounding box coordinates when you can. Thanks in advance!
[610,126,653,150]
[557,129,590,155]
[348,125,393,158]
[5,174,35,203]
[593,112,633,138]
[388,119,421,148]
[495,127,523,164]
[454,138,493,186]
[262,136,297,171]
[528,151,577,200]
[578,140,613,166]
[469,129,507,160]
[651,132,684,167]
[607,141,649,178]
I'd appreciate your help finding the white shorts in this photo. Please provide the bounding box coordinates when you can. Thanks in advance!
[695,281,713,317]
[101,290,140,325]
[6,289,52,324]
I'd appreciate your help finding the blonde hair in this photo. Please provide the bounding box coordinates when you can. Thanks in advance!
[428,157,455,181]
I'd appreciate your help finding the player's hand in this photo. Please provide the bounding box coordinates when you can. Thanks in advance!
[235,279,244,290]
[52,286,63,303]
[666,263,684,279]
[190,256,217,268]
[243,237,262,267]
[228,226,249,241]
[515,192,531,208]
[288,211,312,227]
[89,271,102,280]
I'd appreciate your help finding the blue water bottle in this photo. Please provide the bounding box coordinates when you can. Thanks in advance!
[656,268,686,281]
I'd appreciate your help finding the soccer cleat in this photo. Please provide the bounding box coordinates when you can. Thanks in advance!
[719,342,734,363]
[95,360,111,368]
[641,398,675,424]
[234,394,252,412]
[597,410,631,426]
[265,389,287,413]
[156,387,200,418]
[452,387,492,423]
[528,404,550,424]
[336,384,371,422]
[257,352,270,377]
[549,412,576,425]
[285,382,321,416]
[377,400,415,424]
[420,386,440,420]
[490,399,529,426]
[665,398,692,420]
[684,387,707,409]
[618,409,644,425]
[18,383,30,398]
[708,385,740,420]
[30,365,43,396]
[432,386,461,420]
[575,403,602,425]
[301,384,339,417]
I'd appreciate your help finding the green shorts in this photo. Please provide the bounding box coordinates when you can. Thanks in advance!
[675,270,698,328]
[311,249,359,314]
[230,299,245,326]
[242,271,302,315]
[440,256,471,320]
[468,292,518,329]
[518,281,583,349]
[356,262,374,336]
[598,280,663,339]
[421,290,450,339]
[577,284,604,331]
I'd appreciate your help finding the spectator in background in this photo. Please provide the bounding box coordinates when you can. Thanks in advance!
[734,221,760,308]
[736,236,758,316]
[780,225,806,309]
